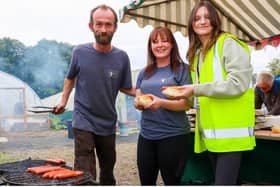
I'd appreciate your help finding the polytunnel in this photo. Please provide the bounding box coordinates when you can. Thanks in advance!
[0,71,47,132]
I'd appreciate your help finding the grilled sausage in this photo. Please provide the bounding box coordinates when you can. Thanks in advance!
[54,170,84,179]
[42,168,69,178]
[45,159,66,164]
[43,169,84,179]
[26,165,62,174]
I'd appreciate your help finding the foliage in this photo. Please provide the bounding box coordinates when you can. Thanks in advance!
[48,111,72,130]
[0,37,26,75]
[0,37,74,98]
[49,114,67,130]
[266,58,280,76]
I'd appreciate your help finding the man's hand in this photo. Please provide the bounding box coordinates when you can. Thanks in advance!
[52,103,66,114]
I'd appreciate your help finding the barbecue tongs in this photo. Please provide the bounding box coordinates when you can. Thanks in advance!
[27,106,55,113]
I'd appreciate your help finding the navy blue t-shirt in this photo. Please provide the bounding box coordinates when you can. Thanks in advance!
[136,63,192,140]
[67,43,132,135]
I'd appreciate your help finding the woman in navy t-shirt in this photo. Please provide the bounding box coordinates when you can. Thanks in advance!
[134,26,192,185]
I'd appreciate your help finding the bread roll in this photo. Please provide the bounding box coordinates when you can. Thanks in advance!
[162,86,183,97]
[272,126,280,134]
[138,95,153,107]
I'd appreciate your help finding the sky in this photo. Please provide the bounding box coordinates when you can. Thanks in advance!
[0,0,279,72]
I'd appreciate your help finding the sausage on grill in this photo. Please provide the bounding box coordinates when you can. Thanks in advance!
[43,168,84,179]
[45,159,66,164]
[26,165,62,174]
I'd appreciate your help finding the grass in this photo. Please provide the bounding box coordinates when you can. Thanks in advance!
[0,152,23,163]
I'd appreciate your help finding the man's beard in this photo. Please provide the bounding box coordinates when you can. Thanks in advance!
[94,32,114,45]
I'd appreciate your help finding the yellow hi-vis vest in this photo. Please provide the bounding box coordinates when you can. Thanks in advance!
[192,33,256,153]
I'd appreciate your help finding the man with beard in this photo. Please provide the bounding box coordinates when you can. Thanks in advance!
[53,4,135,185]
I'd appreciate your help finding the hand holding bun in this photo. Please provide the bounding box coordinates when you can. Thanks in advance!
[137,95,153,108]
[162,86,183,97]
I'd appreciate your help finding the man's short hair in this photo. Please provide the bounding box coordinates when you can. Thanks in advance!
[89,4,118,26]
[256,71,274,85]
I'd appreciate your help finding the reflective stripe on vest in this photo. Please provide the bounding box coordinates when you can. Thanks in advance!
[203,127,254,139]
[213,43,224,81]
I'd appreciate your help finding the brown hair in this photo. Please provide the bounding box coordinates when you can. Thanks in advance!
[89,4,118,26]
[187,1,223,70]
[145,26,183,78]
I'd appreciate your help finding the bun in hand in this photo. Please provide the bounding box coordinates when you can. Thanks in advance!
[138,95,153,108]
[162,86,183,97]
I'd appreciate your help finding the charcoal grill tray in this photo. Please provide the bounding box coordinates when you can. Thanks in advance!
[0,158,64,172]
[0,158,97,185]
[2,171,93,186]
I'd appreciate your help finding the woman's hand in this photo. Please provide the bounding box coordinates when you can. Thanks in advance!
[145,94,161,110]
[134,96,144,111]
[134,94,161,110]
[162,84,194,100]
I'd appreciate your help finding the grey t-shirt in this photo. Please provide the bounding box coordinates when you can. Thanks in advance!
[136,63,192,140]
[67,43,132,135]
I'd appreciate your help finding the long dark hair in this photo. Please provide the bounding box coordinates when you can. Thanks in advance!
[145,26,183,78]
[187,1,223,71]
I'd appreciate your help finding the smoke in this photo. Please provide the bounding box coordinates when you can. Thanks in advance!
[21,39,72,97]
[29,46,67,87]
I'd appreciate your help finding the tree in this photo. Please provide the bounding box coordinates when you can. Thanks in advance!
[0,37,25,75]
[266,58,280,76]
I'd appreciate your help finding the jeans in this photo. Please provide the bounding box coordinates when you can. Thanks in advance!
[73,128,116,185]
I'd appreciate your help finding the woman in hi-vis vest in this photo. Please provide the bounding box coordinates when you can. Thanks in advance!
[167,1,256,185]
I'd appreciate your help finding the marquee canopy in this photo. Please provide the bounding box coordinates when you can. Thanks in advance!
[120,0,280,48]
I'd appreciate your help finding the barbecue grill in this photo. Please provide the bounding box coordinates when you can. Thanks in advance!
[0,158,98,185]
